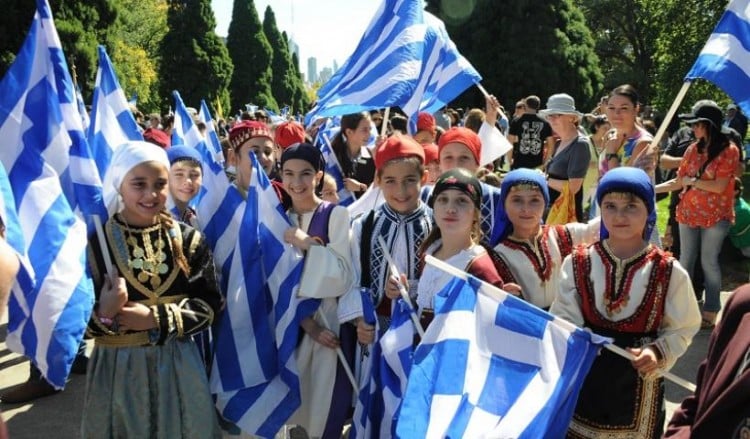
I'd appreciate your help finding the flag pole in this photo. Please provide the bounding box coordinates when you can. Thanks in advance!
[648,81,693,151]
[93,215,114,277]
[380,107,390,137]
[377,236,425,338]
[317,311,358,390]
[424,255,697,393]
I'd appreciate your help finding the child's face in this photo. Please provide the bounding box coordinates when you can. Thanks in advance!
[119,162,168,226]
[321,179,340,204]
[432,189,477,239]
[600,192,648,241]
[439,143,478,173]
[377,160,426,214]
[235,137,275,190]
[426,161,440,184]
[504,186,545,235]
[169,161,202,205]
[281,159,322,204]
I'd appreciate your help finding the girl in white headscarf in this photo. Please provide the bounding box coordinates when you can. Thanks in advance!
[82,141,222,438]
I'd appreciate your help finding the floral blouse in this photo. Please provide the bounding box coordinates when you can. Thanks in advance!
[676,142,739,228]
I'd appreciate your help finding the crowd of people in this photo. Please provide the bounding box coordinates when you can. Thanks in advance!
[1,83,750,439]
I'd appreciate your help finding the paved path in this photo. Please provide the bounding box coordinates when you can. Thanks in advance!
[0,291,734,438]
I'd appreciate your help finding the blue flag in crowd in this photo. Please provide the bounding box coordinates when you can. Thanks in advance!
[88,45,143,179]
[198,99,225,161]
[169,91,208,209]
[313,118,357,207]
[685,0,750,116]
[75,83,89,132]
[396,273,608,438]
[0,0,95,388]
[307,0,481,128]
[213,151,314,437]
[351,298,415,439]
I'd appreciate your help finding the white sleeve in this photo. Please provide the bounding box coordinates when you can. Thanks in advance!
[549,255,585,327]
[299,206,354,299]
[565,216,601,247]
[653,262,701,370]
[338,217,365,324]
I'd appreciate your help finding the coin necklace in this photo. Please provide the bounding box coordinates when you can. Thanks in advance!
[121,215,169,289]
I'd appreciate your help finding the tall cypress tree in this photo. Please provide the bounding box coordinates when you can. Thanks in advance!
[263,6,294,112]
[226,0,277,113]
[426,0,602,110]
[159,0,233,113]
[285,33,310,113]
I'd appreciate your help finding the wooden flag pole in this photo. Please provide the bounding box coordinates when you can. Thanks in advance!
[648,81,693,151]
[377,236,425,338]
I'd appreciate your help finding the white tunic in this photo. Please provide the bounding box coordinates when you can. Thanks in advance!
[492,220,599,309]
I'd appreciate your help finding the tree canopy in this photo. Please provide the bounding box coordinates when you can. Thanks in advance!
[226,0,277,113]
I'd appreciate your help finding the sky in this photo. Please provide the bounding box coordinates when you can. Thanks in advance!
[210,0,382,80]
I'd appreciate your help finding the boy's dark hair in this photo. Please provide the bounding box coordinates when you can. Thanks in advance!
[525,95,541,111]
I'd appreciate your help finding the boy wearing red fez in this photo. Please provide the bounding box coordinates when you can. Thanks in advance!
[414,112,437,144]
[340,134,433,335]
[228,120,276,196]
[143,127,171,149]
[419,126,505,245]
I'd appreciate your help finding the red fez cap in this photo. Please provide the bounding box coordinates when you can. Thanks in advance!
[143,128,171,149]
[422,142,439,164]
[229,120,272,150]
[417,112,436,133]
[438,127,481,165]
[375,135,425,170]
[274,121,306,149]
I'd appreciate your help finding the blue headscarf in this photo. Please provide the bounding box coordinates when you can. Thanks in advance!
[496,169,550,242]
[596,167,655,240]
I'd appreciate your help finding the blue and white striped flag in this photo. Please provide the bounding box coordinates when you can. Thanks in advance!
[313,119,357,207]
[88,45,143,179]
[170,91,208,210]
[0,0,95,388]
[307,0,481,129]
[212,151,315,437]
[74,83,89,133]
[685,0,750,116]
[396,264,607,438]
[351,298,415,439]
[198,99,225,162]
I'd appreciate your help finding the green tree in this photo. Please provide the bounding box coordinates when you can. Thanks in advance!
[651,0,728,114]
[110,0,168,112]
[159,0,233,114]
[226,0,277,114]
[0,0,119,95]
[288,44,310,113]
[426,0,602,111]
[263,6,294,112]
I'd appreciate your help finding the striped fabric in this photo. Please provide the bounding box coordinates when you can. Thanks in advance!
[685,0,750,116]
[307,0,481,131]
[396,272,607,438]
[0,0,95,389]
[87,45,143,180]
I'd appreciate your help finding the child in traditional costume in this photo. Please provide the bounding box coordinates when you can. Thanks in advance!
[280,143,354,439]
[416,169,513,329]
[550,167,701,438]
[491,168,599,310]
[82,141,222,438]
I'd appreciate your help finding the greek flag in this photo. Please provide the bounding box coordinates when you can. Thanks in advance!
[75,83,89,132]
[0,0,95,388]
[351,298,415,439]
[198,99,225,162]
[88,45,143,178]
[396,266,607,438]
[212,151,314,437]
[307,0,481,128]
[313,119,357,207]
[685,0,750,116]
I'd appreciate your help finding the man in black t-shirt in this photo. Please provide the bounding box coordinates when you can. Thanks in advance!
[507,95,554,169]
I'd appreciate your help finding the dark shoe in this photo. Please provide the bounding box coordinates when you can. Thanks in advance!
[0,379,60,404]
[70,354,88,375]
